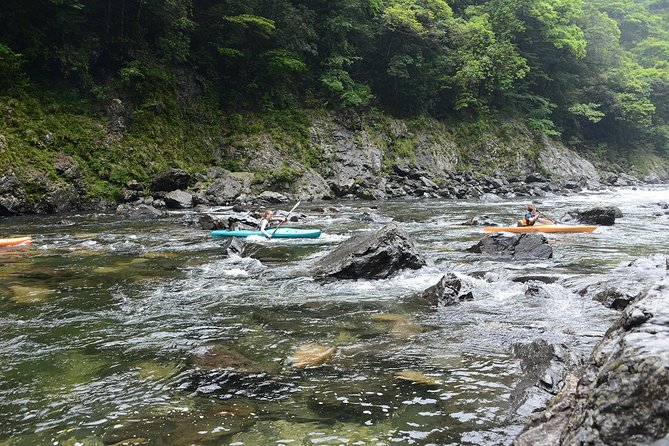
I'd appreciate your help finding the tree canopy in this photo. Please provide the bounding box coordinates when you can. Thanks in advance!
[1,0,668,157]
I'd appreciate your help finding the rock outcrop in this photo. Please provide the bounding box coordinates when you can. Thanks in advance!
[515,277,669,446]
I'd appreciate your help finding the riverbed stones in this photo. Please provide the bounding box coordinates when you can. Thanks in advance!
[467,233,553,259]
[312,222,426,279]
[515,277,669,446]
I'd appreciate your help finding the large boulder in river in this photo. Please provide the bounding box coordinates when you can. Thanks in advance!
[561,205,620,226]
[312,222,426,280]
[515,277,669,446]
[467,233,553,259]
[164,189,193,209]
[150,168,190,192]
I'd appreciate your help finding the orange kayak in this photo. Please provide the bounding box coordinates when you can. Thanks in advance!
[0,236,32,247]
[483,225,597,234]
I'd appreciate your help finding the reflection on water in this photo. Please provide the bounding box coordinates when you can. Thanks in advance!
[0,186,667,445]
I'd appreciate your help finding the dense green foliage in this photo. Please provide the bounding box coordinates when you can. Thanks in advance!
[0,0,668,179]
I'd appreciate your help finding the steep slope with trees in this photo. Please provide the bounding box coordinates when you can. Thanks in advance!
[0,0,667,212]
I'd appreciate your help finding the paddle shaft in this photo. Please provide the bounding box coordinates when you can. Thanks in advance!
[270,201,301,236]
[538,210,557,224]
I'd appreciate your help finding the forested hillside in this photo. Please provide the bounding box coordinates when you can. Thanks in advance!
[1,0,668,205]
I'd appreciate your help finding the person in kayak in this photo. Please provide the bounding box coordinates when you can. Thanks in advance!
[520,204,555,226]
[258,210,287,239]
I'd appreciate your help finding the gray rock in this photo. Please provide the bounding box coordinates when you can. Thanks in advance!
[164,189,193,209]
[420,272,474,306]
[461,215,499,226]
[199,214,224,230]
[116,203,166,219]
[515,277,669,446]
[205,171,253,204]
[575,254,668,310]
[467,233,553,260]
[312,222,426,280]
[150,168,190,192]
[255,191,289,204]
[119,189,141,203]
[222,237,246,257]
[0,171,31,215]
[562,205,618,226]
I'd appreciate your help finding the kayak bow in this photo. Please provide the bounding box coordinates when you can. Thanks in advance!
[0,236,32,247]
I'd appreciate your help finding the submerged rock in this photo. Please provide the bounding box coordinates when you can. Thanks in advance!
[290,344,337,369]
[188,344,274,374]
[101,400,258,445]
[394,370,442,386]
[312,222,426,280]
[9,285,56,304]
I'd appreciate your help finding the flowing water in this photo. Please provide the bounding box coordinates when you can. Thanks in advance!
[1,185,668,445]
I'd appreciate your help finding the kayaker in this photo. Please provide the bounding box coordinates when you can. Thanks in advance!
[258,210,287,239]
[520,204,555,226]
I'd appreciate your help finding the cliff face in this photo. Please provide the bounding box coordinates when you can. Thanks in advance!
[0,104,666,216]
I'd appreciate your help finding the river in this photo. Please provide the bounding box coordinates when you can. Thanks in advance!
[1,185,667,445]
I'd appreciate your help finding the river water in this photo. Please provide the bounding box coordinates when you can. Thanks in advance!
[1,185,667,445]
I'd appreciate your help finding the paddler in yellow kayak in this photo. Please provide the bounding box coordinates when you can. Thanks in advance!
[519,203,555,227]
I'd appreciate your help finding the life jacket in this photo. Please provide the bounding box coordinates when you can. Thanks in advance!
[522,212,535,226]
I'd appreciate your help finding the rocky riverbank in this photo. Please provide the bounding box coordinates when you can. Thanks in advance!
[1,110,664,217]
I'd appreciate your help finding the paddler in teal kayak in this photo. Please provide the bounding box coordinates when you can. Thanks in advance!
[519,203,555,226]
[258,210,288,239]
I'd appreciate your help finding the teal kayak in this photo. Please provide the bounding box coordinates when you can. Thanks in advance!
[211,228,321,239]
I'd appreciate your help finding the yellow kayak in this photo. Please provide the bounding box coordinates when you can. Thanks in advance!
[483,225,597,234]
[0,236,32,247]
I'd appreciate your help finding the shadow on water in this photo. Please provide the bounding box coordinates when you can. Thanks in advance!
[0,185,667,444]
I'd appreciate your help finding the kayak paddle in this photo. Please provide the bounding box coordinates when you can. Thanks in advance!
[538,210,557,224]
[270,201,301,236]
